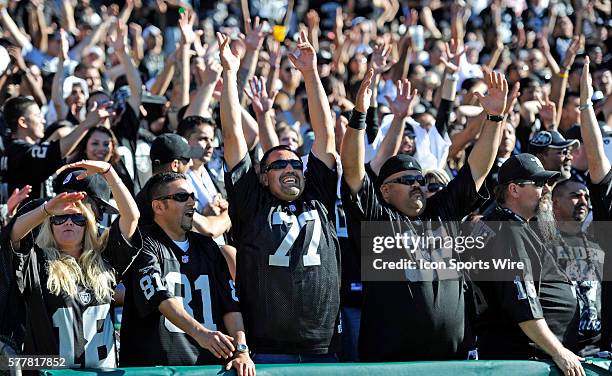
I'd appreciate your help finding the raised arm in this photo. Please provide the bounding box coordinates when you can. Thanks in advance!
[579,56,610,183]
[370,79,418,175]
[288,30,336,168]
[113,23,143,113]
[60,0,77,35]
[150,52,176,96]
[185,58,222,118]
[217,33,248,170]
[244,76,279,152]
[468,70,513,190]
[65,160,140,240]
[52,30,70,120]
[550,36,580,125]
[0,6,31,49]
[237,17,267,104]
[59,102,112,157]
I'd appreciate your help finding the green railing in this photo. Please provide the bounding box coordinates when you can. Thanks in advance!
[40,359,612,376]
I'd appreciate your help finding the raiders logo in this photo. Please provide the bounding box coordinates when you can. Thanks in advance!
[530,131,552,147]
[63,172,74,185]
[530,156,544,168]
[78,291,92,305]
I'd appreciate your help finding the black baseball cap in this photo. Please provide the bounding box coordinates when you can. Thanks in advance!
[150,133,204,165]
[53,168,119,215]
[498,153,560,185]
[528,130,580,154]
[375,154,422,190]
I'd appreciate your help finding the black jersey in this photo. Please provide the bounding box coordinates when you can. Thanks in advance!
[473,206,579,359]
[1,139,64,199]
[340,163,487,361]
[120,223,239,366]
[4,219,140,368]
[225,152,341,355]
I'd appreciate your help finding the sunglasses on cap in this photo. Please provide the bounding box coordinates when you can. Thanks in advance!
[50,214,87,226]
[386,175,426,186]
[427,182,446,192]
[154,192,196,202]
[264,159,304,172]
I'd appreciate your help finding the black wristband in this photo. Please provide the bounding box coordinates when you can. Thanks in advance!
[486,113,505,122]
[348,110,367,130]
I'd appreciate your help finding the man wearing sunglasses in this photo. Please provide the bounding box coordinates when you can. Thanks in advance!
[341,67,512,361]
[120,172,255,375]
[529,130,580,180]
[217,32,341,363]
[473,154,585,376]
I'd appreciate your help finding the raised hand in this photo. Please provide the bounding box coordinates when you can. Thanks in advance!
[503,82,521,115]
[112,23,128,53]
[537,91,557,128]
[216,32,240,71]
[45,192,87,216]
[243,16,267,50]
[128,22,142,37]
[385,78,419,119]
[7,46,27,71]
[244,76,278,115]
[62,160,113,180]
[580,56,593,105]
[473,68,509,116]
[355,68,374,113]
[267,37,281,68]
[561,35,581,70]
[306,9,320,30]
[288,30,317,73]
[200,58,223,85]
[7,185,32,217]
[369,42,396,75]
[59,28,70,60]
[83,101,113,128]
[179,9,196,45]
[440,38,465,73]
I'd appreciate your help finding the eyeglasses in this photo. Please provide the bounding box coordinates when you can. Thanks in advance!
[427,182,446,192]
[264,159,304,172]
[50,214,86,226]
[559,148,571,156]
[386,175,426,186]
[153,192,196,202]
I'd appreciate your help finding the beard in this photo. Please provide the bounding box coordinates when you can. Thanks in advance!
[535,192,558,243]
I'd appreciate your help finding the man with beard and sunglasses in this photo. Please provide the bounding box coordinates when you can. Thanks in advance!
[548,179,605,357]
[218,31,341,363]
[120,172,255,375]
[341,68,513,360]
[473,154,585,376]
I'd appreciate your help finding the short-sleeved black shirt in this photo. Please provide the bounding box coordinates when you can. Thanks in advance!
[4,218,141,368]
[341,163,487,361]
[225,152,341,355]
[120,223,239,366]
[1,139,64,199]
[474,206,579,359]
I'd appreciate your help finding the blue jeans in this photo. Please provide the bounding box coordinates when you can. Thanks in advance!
[340,306,361,362]
[252,353,338,364]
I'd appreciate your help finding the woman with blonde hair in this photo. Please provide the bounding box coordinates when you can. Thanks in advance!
[424,168,451,199]
[7,160,140,368]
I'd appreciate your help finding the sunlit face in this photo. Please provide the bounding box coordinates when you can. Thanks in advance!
[278,129,300,151]
[400,133,416,156]
[262,149,305,202]
[51,212,86,251]
[23,104,45,140]
[153,179,196,233]
[280,60,301,88]
[562,96,581,125]
[498,123,516,156]
[539,147,573,179]
[187,124,215,164]
[553,181,589,223]
[86,130,113,162]
[67,83,86,109]
[380,170,426,217]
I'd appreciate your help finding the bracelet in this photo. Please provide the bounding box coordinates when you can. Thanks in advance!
[486,113,506,123]
[42,202,52,217]
[558,72,569,79]
[579,102,593,111]
[102,165,112,175]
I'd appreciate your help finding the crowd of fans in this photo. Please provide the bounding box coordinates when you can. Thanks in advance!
[0,0,610,375]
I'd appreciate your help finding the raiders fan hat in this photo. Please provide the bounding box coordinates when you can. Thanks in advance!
[528,130,580,154]
[53,168,119,215]
[375,154,422,190]
[150,133,204,165]
[497,153,560,185]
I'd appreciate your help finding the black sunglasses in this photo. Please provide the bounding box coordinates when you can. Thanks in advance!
[386,175,426,186]
[154,192,196,202]
[427,182,446,192]
[515,180,547,188]
[50,214,87,227]
[265,159,304,172]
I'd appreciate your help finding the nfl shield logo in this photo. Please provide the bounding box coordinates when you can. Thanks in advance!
[182,255,189,263]
[78,291,91,305]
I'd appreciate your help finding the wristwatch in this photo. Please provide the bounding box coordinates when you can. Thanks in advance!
[236,343,249,353]
[486,113,505,122]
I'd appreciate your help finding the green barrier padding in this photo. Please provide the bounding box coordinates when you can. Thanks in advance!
[39,359,612,376]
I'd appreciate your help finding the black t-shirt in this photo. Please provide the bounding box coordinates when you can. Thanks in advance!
[546,231,604,356]
[135,178,153,226]
[474,206,579,359]
[1,139,64,199]
[225,152,341,355]
[120,223,238,366]
[341,163,487,361]
[587,168,612,350]
[5,218,140,368]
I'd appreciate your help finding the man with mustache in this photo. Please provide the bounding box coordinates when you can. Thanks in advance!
[474,154,584,376]
[548,179,604,357]
[341,67,513,360]
[120,172,255,375]
[218,31,341,363]
[529,130,580,180]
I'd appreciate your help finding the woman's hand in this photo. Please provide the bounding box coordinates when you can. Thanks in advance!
[62,160,113,180]
[45,192,87,216]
